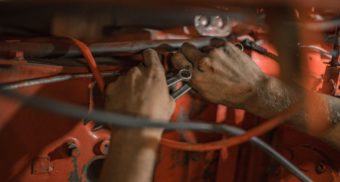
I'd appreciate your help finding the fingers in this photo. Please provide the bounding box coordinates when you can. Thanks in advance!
[106,76,124,98]
[180,43,206,67]
[223,42,252,64]
[171,52,192,71]
[224,42,243,55]
[126,66,142,78]
[143,49,163,69]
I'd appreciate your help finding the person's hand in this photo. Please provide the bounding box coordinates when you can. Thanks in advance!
[105,49,175,121]
[102,49,175,182]
[172,42,268,108]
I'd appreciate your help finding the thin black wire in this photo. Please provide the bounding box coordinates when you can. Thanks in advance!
[0,89,313,182]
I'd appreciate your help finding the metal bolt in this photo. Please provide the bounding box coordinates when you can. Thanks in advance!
[315,163,326,174]
[197,16,208,26]
[67,141,80,157]
[99,140,110,155]
[211,16,223,28]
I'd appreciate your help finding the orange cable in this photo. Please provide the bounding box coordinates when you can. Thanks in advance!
[68,38,105,94]
[160,102,301,151]
[66,37,300,151]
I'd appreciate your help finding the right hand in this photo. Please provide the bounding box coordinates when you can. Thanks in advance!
[106,49,175,122]
[172,42,268,108]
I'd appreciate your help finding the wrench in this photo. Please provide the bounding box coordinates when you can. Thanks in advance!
[171,84,192,100]
[167,68,192,100]
[167,68,192,87]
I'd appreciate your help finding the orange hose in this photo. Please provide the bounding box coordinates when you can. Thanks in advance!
[160,102,301,151]
[66,37,299,151]
[68,38,105,94]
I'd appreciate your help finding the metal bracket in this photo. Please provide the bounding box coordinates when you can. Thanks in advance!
[194,15,232,37]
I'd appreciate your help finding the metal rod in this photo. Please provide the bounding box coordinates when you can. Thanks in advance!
[0,71,119,90]
[0,89,313,182]
[300,45,332,59]
[330,27,339,66]
[0,38,215,58]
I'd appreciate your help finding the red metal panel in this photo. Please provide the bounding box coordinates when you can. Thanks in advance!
[0,45,339,182]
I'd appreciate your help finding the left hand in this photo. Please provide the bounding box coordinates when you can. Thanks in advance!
[105,49,175,122]
[171,43,268,108]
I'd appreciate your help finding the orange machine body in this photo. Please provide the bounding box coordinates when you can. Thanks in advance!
[0,42,339,182]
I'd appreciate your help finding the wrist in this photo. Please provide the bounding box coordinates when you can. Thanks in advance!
[243,77,300,118]
[112,128,163,144]
[102,128,161,182]
[233,75,271,111]
[243,76,272,110]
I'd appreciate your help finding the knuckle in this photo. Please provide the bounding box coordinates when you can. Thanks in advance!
[148,66,163,77]
[177,62,192,70]
[172,52,182,60]
[191,73,202,83]
[198,57,212,70]
[184,63,193,70]
[172,53,192,69]
[127,67,141,77]
[209,49,219,57]
[143,48,156,55]
[128,67,138,73]
[225,42,235,48]
[224,43,234,52]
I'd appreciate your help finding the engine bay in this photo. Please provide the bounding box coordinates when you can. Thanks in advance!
[0,1,339,182]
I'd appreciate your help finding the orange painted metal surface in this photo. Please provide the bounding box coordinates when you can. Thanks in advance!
[0,42,339,182]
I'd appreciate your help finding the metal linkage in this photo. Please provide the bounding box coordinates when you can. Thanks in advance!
[194,15,233,37]
[0,72,119,90]
[300,45,333,59]
[0,89,313,182]
[241,39,279,60]
[0,38,215,59]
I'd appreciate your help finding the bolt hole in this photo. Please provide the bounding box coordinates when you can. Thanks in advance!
[85,156,105,182]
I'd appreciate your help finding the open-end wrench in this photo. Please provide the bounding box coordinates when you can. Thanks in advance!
[171,84,192,100]
[166,68,192,100]
[167,69,192,87]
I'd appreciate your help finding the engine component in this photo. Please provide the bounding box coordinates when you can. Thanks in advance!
[0,89,312,182]
[167,68,192,100]
[194,15,233,37]
[0,2,339,182]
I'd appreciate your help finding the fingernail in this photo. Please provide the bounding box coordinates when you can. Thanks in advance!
[143,48,154,55]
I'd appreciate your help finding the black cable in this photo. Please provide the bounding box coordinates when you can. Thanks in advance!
[0,89,313,182]
[241,39,279,61]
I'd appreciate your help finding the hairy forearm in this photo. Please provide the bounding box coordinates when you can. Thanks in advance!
[100,128,162,182]
[244,77,340,149]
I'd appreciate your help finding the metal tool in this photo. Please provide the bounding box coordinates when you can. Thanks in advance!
[0,88,314,182]
[0,71,119,90]
[167,68,192,100]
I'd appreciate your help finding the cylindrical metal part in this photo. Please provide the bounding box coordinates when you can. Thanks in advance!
[0,38,219,58]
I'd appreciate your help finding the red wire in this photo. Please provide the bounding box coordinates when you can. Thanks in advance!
[66,37,300,152]
[160,102,301,151]
[68,38,105,94]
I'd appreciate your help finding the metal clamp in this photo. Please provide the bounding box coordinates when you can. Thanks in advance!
[194,15,232,37]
